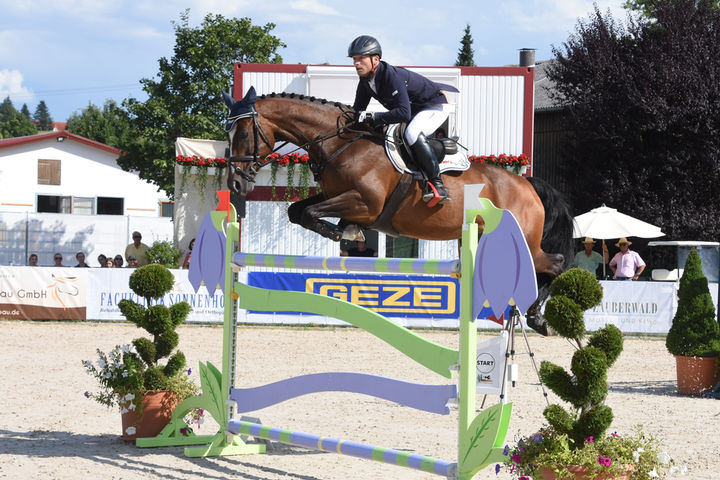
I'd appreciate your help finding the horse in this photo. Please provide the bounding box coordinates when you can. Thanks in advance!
[222,87,574,334]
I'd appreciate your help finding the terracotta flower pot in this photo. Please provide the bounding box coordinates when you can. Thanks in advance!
[541,465,633,480]
[120,391,178,442]
[675,355,720,395]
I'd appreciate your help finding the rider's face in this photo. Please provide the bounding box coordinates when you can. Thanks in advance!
[352,55,377,77]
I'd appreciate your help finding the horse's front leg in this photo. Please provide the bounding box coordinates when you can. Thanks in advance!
[294,190,374,242]
[287,194,343,241]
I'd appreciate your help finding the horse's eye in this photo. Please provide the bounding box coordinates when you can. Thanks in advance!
[235,131,249,140]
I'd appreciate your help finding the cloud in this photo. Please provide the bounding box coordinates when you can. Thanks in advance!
[0,69,34,104]
[499,0,627,34]
[289,0,340,16]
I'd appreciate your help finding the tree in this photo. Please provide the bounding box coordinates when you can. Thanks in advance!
[624,0,719,17]
[118,10,285,195]
[33,100,53,131]
[548,0,720,240]
[0,96,37,138]
[20,104,32,119]
[455,24,476,67]
[66,100,132,149]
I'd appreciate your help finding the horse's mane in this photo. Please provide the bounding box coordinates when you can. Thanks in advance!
[259,92,350,111]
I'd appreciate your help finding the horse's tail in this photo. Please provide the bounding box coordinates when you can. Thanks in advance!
[525,177,574,335]
[527,177,574,271]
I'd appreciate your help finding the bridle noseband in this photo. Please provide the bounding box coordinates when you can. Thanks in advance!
[226,106,275,183]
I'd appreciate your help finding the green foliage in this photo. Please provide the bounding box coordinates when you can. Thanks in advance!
[131,337,156,366]
[66,100,132,148]
[143,366,167,390]
[455,24,476,67]
[666,248,720,357]
[0,96,37,138]
[544,295,585,339]
[129,264,175,300]
[146,240,181,268]
[538,269,625,448]
[550,0,720,241]
[549,267,603,311]
[117,10,286,196]
[33,100,53,131]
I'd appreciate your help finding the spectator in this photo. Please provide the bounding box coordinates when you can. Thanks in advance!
[343,240,377,257]
[98,254,107,267]
[609,237,646,281]
[113,255,124,268]
[182,238,195,269]
[28,254,38,266]
[125,231,150,266]
[75,252,90,267]
[572,237,608,276]
[53,253,64,267]
[105,257,115,268]
[127,255,138,268]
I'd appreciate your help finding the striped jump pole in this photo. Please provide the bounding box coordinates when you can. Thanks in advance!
[227,420,457,478]
[233,252,460,275]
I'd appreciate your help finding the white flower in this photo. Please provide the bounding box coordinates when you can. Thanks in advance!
[121,344,130,353]
[82,360,93,368]
[120,407,128,414]
[125,426,136,435]
[121,371,129,378]
[103,372,112,379]
[124,393,135,401]
[114,361,123,369]
[96,359,106,369]
[128,402,136,411]
[657,451,671,465]
[633,447,645,463]
[648,468,659,478]
[128,345,137,354]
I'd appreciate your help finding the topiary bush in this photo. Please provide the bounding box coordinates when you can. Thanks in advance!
[666,248,720,357]
[118,264,192,394]
[540,267,624,448]
[146,240,181,268]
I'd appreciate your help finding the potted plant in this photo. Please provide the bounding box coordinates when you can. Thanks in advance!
[665,248,720,395]
[501,268,676,479]
[83,264,201,440]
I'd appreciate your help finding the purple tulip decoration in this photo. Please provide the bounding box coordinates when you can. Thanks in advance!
[188,212,226,294]
[472,209,538,320]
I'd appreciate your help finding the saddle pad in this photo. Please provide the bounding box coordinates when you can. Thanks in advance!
[384,124,471,175]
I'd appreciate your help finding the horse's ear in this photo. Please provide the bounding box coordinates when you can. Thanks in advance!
[243,86,257,104]
[222,91,235,108]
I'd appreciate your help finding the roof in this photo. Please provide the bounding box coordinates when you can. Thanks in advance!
[0,130,122,155]
[534,60,564,112]
[648,241,720,247]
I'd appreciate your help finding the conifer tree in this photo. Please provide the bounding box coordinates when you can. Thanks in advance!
[33,100,53,131]
[455,24,476,67]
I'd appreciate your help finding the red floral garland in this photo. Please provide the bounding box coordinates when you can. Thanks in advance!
[468,153,529,167]
[176,153,311,168]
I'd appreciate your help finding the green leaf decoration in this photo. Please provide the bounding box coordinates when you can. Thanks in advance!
[459,403,512,478]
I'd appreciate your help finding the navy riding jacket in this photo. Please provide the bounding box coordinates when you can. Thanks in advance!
[352,61,459,125]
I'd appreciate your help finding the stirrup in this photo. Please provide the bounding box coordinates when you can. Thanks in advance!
[422,181,450,207]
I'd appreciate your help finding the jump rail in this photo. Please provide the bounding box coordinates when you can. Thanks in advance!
[137,185,534,480]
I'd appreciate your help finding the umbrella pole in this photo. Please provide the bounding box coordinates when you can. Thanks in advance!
[602,240,607,278]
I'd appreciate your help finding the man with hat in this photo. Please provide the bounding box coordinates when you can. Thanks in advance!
[572,237,609,276]
[609,237,645,280]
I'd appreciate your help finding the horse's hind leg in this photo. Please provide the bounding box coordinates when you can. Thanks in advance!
[525,250,568,336]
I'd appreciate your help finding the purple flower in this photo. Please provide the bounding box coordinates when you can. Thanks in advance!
[187,367,192,375]
[511,453,522,464]
[503,445,510,456]
[598,456,612,466]
[495,463,501,475]
[585,436,594,443]
[531,433,543,443]
[84,391,90,398]
[188,212,227,294]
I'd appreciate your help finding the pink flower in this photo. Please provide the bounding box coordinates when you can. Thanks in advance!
[585,436,594,443]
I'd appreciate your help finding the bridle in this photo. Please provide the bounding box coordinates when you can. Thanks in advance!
[226,102,377,188]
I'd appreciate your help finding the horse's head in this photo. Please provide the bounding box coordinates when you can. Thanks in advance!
[223,87,274,196]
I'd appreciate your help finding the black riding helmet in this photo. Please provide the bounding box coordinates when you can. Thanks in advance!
[348,35,382,58]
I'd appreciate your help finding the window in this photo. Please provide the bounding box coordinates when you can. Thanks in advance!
[38,159,61,185]
[97,197,124,215]
[73,197,94,215]
[160,201,174,218]
[385,236,419,258]
[37,195,71,213]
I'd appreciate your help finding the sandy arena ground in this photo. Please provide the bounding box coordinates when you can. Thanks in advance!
[1,321,717,479]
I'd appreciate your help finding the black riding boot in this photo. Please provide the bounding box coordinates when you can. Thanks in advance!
[410,133,450,206]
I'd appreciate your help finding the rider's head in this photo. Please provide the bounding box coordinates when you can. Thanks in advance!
[348,35,381,79]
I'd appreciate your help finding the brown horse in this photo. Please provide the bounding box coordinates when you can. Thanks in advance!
[223,87,573,333]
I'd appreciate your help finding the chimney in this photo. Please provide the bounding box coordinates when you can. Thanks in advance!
[519,48,536,67]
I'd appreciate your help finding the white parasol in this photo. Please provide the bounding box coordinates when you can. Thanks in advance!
[572,204,665,277]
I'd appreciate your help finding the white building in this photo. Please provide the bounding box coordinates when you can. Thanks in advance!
[0,130,173,266]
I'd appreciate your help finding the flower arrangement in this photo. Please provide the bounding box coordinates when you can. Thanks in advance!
[82,264,202,436]
[268,152,312,200]
[469,153,529,174]
[176,155,228,198]
[504,427,681,479]
[499,268,680,479]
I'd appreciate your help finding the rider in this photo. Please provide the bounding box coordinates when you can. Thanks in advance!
[348,35,457,206]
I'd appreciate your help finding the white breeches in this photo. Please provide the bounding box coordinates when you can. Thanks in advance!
[404,103,452,146]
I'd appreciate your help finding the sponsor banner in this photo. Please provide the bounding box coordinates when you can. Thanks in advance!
[0,267,86,320]
[248,272,460,319]
[86,269,225,322]
[586,281,677,333]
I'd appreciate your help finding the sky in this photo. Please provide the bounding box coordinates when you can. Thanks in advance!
[0,0,628,122]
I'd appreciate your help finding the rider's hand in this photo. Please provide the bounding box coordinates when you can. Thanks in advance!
[355,111,375,124]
